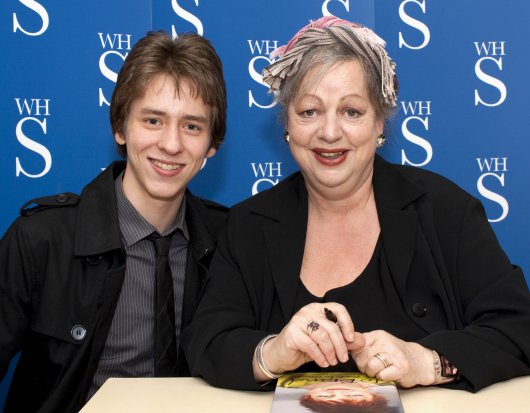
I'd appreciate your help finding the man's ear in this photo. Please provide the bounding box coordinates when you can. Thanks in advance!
[206,146,217,158]
[115,131,126,145]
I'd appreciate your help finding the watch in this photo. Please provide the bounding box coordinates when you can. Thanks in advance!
[439,354,459,381]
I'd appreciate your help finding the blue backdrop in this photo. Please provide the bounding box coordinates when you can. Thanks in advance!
[1,0,529,409]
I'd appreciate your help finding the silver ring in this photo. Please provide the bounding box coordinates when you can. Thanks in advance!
[307,320,320,335]
[374,353,391,369]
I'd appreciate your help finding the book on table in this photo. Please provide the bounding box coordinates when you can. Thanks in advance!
[270,371,404,413]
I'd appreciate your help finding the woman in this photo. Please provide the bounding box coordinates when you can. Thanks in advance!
[181,16,530,392]
[299,381,390,413]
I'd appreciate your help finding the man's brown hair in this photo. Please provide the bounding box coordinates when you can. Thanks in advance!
[110,31,227,156]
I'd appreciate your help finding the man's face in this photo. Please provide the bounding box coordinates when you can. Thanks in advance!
[115,73,216,217]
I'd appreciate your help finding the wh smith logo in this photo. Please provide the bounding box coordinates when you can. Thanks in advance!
[13,0,49,36]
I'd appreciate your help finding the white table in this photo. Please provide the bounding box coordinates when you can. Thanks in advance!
[80,375,530,413]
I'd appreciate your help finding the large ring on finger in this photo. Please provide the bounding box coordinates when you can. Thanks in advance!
[374,353,391,369]
[307,320,320,335]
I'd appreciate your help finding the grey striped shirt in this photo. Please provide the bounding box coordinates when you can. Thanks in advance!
[88,171,188,400]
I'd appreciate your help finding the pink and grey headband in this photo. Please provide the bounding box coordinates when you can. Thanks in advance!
[263,16,397,108]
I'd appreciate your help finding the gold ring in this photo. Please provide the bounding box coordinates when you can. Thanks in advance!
[374,353,391,369]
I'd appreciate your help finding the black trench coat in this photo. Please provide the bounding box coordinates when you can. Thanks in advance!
[0,161,227,413]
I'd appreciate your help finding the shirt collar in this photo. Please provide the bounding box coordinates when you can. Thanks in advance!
[114,170,189,248]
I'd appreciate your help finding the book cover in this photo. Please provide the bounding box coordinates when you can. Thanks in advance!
[269,372,404,413]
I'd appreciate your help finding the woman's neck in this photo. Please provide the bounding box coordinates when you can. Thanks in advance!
[305,170,375,217]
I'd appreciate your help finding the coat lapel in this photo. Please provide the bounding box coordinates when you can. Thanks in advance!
[378,206,418,298]
[181,193,218,328]
[253,174,308,322]
[373,156,426,300]
[263,203,307,322]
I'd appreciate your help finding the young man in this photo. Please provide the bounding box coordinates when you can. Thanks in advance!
[0,31,227,413]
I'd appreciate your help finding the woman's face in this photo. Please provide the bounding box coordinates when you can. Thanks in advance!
[306,381,377,403]
[286,59,383,199]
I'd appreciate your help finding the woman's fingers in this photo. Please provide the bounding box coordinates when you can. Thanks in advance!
[309,303,356,364]
[294,325,335,367]
[279,303,358,368]
[364,350,399,378]
[346,331,366,353]
[350,330,435,387]
[328,304,356,343]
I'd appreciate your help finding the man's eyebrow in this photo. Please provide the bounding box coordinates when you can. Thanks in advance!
[139,107,166,116]
[182,114,209,124]
[138,107,209,124]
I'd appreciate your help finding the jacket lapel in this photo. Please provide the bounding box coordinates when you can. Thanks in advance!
[181,192,217,328]
[263,205,307,322]
[254,174,308,322]
[373,156,426,300]
[378,206,418,298]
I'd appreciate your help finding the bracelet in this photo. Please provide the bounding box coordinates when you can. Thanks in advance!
[255,334,281,380]
[432,350,441,383]
[432,350,458,384]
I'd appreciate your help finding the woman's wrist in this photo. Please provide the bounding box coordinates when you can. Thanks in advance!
[254,334,282,381]
[432,350,459,384]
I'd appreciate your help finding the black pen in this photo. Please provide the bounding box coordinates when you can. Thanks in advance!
[324,307,338,323]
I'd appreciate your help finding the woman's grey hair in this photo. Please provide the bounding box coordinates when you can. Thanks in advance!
[263,17,398,124]
[276,43,397,122]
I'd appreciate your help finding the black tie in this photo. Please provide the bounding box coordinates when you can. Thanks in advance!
[148,232,178,376]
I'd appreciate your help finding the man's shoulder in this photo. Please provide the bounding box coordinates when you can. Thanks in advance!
[196,197,228,212]
[19,192,80,217]
[18,162,119,219]
[186,193,228,235]
[2,192,80,244]
[187,193,228,215]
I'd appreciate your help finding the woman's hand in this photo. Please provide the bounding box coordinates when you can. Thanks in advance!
[350,330,435,387]
[253,303,365,382]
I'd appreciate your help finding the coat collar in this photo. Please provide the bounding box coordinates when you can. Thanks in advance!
[73,161,215,261]
[74,162,124,257]
[372,155,425,209]
[250,155,426,319]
